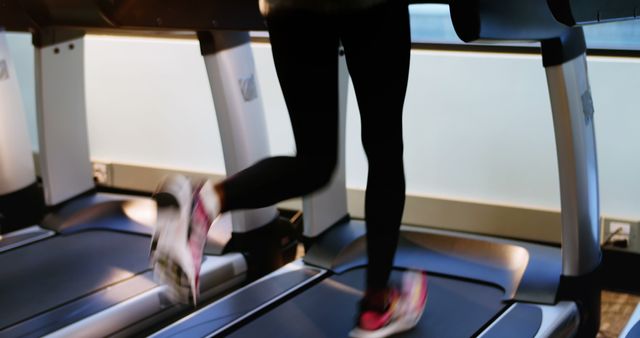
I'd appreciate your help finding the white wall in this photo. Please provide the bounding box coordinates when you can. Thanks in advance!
[5,32,640,221]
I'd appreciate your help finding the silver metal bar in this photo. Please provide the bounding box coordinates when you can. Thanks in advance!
[46,253,247,338]
[545,53,601,277]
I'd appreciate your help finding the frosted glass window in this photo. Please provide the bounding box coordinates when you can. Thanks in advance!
[409,4,640,52]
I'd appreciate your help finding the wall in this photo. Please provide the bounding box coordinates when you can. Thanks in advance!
[5,32,640,227]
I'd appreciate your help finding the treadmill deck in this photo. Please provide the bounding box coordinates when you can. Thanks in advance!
[228,268,508,338]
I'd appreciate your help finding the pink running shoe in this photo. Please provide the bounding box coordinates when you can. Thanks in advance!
[151,175,220,305]
[350,271,428,338]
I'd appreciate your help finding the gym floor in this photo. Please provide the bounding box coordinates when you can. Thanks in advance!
[599,290,640,338]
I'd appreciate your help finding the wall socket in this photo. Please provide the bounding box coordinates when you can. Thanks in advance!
[603,218,640,252]
[92,162,112,185]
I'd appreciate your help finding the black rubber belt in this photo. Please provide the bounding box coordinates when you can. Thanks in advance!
[0,230,150,329]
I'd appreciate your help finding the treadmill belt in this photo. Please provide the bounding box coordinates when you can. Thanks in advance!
[0,230,151,329]
[228,268,507,338]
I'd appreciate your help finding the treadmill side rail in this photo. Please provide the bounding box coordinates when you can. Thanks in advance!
[151,260,325,338]
[0,226,54,253]
[43,254,246,338]
[478,301,579,338]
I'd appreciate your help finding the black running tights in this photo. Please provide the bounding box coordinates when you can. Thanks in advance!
[221,0,411,290]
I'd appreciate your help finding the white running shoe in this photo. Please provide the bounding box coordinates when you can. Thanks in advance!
[151,175,220,305]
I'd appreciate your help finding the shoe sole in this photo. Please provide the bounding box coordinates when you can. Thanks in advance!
[154,254,194,304]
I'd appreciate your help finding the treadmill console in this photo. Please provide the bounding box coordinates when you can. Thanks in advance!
[0,0,33,31]
[4,0,266,32]
[548,0,640,26]
[448,0,572,42]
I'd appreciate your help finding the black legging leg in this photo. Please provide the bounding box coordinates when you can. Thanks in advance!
[340,1,411,290]
[221,11,341,211]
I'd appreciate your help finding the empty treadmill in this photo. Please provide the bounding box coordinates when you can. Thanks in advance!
[0,195,247,337]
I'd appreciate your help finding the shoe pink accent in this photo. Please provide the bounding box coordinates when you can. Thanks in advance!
[350,270,428,338]
[359,290,400,331]
[187,186,217,299]
[400,271,428,326]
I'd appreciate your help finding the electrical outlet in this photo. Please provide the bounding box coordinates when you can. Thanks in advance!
[610,221,631,236]
[92,162,111,185]
[603,218,640,252]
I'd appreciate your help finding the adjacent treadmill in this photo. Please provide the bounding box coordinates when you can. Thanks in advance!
[547,2,640,337]
[151,1,610,337]
[0,1,297,337]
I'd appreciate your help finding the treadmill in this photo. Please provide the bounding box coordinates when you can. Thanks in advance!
[545,1,640,337]
[0,1,297,336]
[0,23,44,234]
[149,1,607,338]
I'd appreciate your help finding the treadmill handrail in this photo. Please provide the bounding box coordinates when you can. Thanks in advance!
[547,0,640,26]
